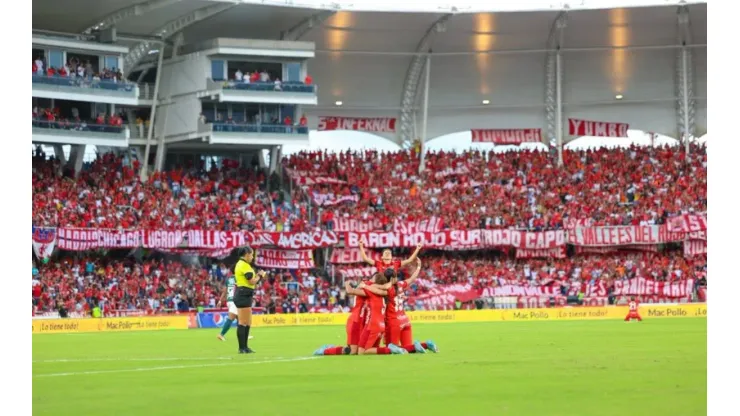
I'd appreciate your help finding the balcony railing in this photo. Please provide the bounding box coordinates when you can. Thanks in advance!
[211,122,309,135]
[32,119,127,135]
[215,80,315,93]
[32,74,137,94]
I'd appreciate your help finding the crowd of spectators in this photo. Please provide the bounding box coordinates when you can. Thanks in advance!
[33,106,124,131]
[33,56,125,83]
[32,249,707,316]
[32,152,310,231]
[286,144,707,230]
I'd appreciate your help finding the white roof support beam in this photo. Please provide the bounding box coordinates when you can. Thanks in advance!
[123,2,238,71]
[281,10,336,41]
[81,0,186,34]
[397,14,452,148]
[675,4,696,144]
[544,11,568,150]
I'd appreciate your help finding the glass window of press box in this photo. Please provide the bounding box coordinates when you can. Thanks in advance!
[210,59,303,82]
[201,103,296,124]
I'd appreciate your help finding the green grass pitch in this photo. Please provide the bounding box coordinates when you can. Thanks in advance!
[32,319,706,416]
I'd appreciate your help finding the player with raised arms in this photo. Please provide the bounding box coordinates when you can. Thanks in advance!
[385,258,438,353]
[359,240,423,276]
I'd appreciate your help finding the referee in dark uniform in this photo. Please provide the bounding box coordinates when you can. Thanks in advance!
[233,247,266,354]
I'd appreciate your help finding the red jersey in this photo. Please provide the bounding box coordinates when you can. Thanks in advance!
[629,300,639,312]
[374,259,401,275]
[349,280,370,323]
[362,289,386,332]
[385,281,409,325]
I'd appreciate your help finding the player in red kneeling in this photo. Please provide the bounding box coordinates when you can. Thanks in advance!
[313,275,394,356]
[357,274,405,355]
[385,259,438,353]
[625,297,643,322]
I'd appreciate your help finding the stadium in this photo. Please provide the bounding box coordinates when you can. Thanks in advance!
[29,0,709,415]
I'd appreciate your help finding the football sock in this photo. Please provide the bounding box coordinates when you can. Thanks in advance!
[377,347,391,355]
[420,342,429,349]
[220,319,234,336]
[237,325,247,350]
[244,325,251,347]
[324,346,345,355]
[404,345,416,353]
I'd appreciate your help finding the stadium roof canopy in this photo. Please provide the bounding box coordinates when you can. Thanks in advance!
[32,0,707,145]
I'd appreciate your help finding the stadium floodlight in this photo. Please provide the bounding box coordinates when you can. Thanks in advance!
[482,99,490,105]
[615,94,624,100]
[335,101,343,106]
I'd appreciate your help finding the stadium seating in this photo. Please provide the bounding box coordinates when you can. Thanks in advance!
[32,144,707,314]
[286,145,707,230]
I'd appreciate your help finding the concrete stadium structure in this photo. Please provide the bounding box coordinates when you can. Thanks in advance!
[32,0,707,167]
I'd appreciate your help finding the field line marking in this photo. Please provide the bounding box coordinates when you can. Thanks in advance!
[33,356,317,378]
[33,357,237,363]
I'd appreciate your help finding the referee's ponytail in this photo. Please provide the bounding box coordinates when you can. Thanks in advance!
[238,247,253,258]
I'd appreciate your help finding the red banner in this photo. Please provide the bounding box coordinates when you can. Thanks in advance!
[481,285,561,298]
[470,128,543,144]
[317,116,396,133]
[567,225,687,246]
[515,246,566,259]
[613,278,694,298]
[330,248,382,264]
[408,284,480,308]
[574,245,660,255]
[393,217,443,234]
[667,214,708,233]
[568,118,629,137]
[332,217,443,233]
[312,194,359,206]
[56,228,339,250]
[338,267,377,278]
[333,218,382,232]
[684,240,707,258]
[345,229,566,250]
[255,249,314,269]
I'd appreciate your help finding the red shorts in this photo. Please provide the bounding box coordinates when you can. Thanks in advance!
[359,327,384,350]
[346,318,362,346]
[626,311,641,318]
[385,321,413,346]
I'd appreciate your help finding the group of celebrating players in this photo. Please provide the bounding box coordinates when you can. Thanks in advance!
[313,242,439,356]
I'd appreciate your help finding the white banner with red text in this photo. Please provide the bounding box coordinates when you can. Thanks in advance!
[255,249,314,269]
[568,118,629,137]
[331,217,443,233]
[337,267,377,278]
[470,128,543,144]
[312,194,359,206]
[330,248,382,264]
[346,229,567,250]
[684,239,707,258]
[317,116,396,133]
[333,218,383,232]
[55,228,339,251]
[667,214,708,233]
[567,225,689,246]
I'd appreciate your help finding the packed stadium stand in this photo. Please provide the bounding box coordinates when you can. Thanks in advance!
[31,0,707,319]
